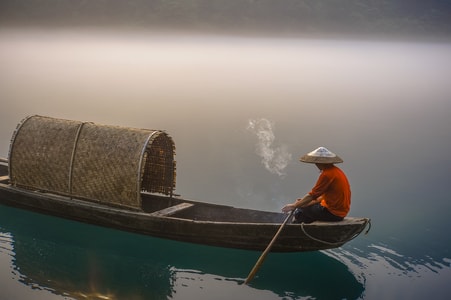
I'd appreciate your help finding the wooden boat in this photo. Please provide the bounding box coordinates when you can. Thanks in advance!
[0,116,370,252]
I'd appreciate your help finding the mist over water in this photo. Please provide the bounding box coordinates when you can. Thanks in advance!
[1,28,451,299]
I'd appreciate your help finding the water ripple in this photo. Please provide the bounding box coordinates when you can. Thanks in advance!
[324,242,451,299]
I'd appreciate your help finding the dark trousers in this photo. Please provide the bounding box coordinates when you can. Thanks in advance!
[294,203,343,224]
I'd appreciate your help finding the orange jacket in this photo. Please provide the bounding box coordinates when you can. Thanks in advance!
[309,165,351,217]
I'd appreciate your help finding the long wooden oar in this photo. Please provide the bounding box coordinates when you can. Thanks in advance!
[244,210,294,284]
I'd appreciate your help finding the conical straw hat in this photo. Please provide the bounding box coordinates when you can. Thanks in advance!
[299,147,343,164]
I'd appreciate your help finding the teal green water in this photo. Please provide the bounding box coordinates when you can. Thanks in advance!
[1,30,451,299]
[1,202,450,300]
[0,205,365,300]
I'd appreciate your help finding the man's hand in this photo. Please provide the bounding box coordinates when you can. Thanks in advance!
[282,203,296,213]
[282,194,315,213]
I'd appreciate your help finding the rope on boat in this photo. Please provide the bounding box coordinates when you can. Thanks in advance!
[300,218,372,246]
[364,219,372,235]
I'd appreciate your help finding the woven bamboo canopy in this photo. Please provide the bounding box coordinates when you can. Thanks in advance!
[8,115,176,209]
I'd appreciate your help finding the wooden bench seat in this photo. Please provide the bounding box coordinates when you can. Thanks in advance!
[0,175,9,183]
[150,202,194,217]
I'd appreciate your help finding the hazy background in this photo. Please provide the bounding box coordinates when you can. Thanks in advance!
[1,1,451,299]
[1,0,451,40]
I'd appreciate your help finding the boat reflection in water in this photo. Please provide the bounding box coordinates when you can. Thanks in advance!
[0,204,365,300]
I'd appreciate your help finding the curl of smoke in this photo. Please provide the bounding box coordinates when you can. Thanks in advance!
[247,118,292,177]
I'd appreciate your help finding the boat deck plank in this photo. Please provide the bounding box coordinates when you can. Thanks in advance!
[150,202,194,217]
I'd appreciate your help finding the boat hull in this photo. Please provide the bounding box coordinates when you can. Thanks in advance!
[0,162,369,252]
[0,184,368,252]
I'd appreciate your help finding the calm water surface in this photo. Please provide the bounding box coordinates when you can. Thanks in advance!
[0,29,450,299]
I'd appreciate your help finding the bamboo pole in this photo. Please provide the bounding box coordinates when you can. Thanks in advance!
[245,210,294,284]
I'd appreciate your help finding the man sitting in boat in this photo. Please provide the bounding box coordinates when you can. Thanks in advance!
[282,147,351,223]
